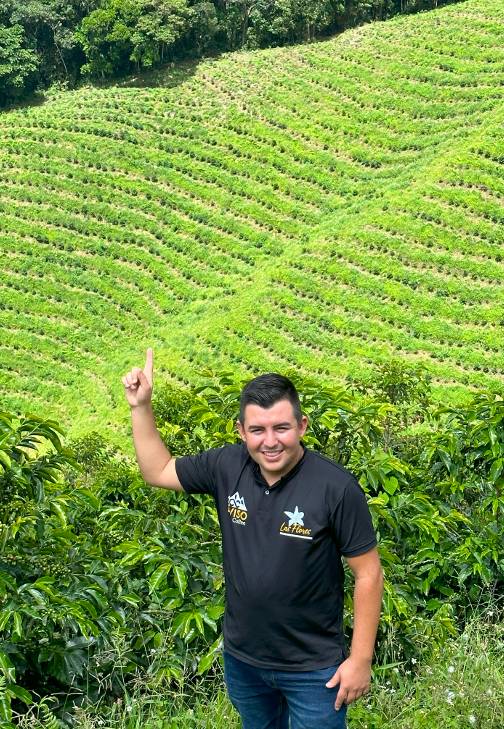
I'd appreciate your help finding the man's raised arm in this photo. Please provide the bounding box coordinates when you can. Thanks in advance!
[121,347,183,491]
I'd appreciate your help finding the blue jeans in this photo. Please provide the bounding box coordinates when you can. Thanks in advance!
[223,651,347,729]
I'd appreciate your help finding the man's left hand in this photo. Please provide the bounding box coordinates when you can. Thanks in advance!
[325,656,371,710]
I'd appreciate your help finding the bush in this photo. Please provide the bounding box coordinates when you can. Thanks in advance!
[0,412,222,725]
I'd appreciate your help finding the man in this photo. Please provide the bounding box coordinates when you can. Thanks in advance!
[122,348,383,729]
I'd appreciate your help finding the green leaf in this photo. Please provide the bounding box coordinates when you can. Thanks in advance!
[0,693,13,723]
[193,611,204,635]
[173,566,187,597]
[149,561,173,591]
[197,634,224,674]
[0,652,16,682]
[0,450,11,470]
[489,458,503,482]
[12,613,23,639]
[197,650,216,674]
[201,613,217,632]
[0,611,12,633]
[7,684,32,705]
[172,611,191,637]
[383,476,399,495]
[51,500,68,527]
[206,605,225,620]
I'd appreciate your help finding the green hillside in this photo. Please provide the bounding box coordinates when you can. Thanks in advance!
[1,0,503,445]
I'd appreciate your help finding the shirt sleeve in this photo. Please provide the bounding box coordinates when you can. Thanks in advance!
[330,476,377,557]
[175,448,222,497]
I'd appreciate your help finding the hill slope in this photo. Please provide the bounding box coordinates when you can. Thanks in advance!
[0,0,503,443]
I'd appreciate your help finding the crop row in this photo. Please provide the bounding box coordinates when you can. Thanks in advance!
[0,124,357,216]
[188,317,503,394]
[277,255,502,330]
[0,134,323,248]
[0,217,215,309]
[0,197,243,295]
[0,157,258,269]
[0,183,242,288]
[267,290,504,375]
[1,0,503,435]
[1,310,106,367]
[267,263,504,355]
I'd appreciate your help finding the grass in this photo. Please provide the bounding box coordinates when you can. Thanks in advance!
[349,610,504,728]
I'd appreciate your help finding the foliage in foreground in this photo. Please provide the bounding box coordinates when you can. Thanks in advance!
[0,363,503,724]
[17,609,504,728]
[349,608,504,729]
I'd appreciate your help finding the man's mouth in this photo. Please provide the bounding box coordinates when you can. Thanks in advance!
[262,450,283,460]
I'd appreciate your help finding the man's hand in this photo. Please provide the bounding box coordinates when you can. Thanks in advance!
[325,656,371,711]
[122,347,153,408]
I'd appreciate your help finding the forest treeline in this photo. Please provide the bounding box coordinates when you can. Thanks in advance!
[1,0,460,107]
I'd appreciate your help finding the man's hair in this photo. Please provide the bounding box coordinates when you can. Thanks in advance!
[239,373,302,424]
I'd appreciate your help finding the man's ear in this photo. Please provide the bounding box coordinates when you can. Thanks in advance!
[299,414,309,438]
[236,419,246,441]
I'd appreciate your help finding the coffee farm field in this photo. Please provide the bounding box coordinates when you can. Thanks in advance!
[1,0,503,445]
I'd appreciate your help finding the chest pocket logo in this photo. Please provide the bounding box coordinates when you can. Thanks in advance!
[228,491,248,526]
[280,505,313,540]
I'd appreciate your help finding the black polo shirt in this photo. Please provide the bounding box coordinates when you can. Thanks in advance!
[175,443,377,671]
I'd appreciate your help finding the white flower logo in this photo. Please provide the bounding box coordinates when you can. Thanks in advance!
[284,506,304,527]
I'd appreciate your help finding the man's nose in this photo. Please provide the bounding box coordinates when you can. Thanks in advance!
[263,431,278,449]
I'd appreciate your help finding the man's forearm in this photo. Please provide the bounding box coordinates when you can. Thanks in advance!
[326,559,383,708]
[131,403,173,483]
[349,568,384,663]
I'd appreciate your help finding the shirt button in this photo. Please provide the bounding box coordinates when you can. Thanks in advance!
[265,489,269,495]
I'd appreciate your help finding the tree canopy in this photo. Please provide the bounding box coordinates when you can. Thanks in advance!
[0,0,461,106]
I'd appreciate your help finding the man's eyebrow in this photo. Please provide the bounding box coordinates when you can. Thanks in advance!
[247,422,291,429]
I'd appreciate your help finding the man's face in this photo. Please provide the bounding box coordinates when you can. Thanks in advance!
[237,399,308,484]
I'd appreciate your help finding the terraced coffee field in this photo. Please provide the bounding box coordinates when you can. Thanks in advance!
[1,0,503,443]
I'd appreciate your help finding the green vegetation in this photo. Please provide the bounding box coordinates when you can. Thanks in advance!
[348,613,504,728]
[1,4,503,726]
[5,614,503,725]
[0,24,38,106]
[0,0,503,445]
[1,366,503,724]
[0,1,458,106]
[40,613,502,728]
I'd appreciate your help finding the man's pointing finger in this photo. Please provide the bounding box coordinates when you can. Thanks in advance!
[144,347,153,383]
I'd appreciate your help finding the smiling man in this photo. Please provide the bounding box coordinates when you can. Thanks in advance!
[122,351,383,729]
